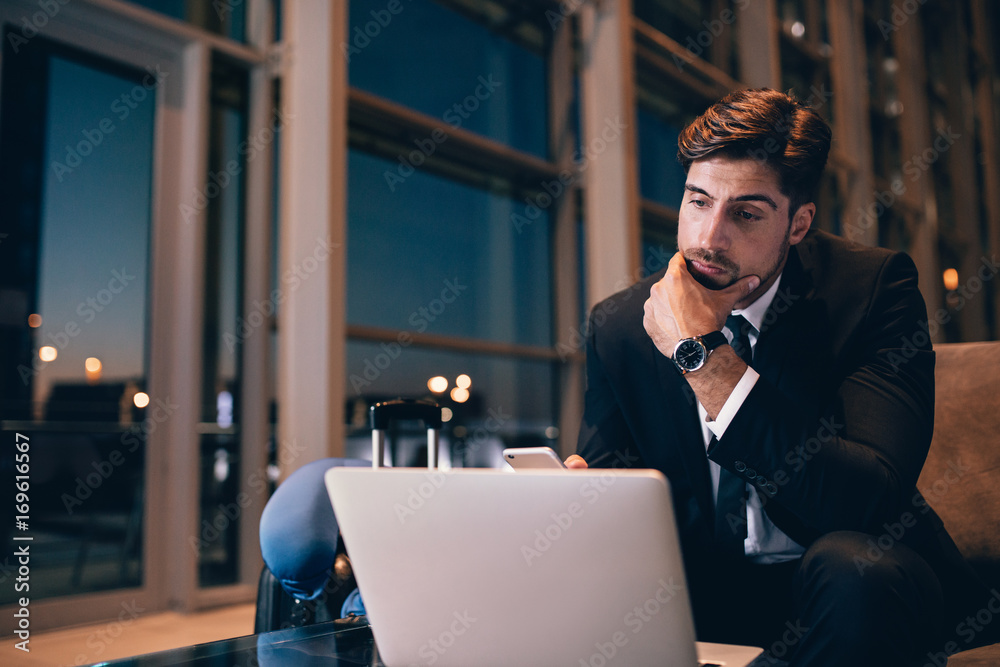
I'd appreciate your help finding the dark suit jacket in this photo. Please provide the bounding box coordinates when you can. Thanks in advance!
[577,229,983,626]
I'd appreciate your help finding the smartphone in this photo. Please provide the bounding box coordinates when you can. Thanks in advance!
[502,446,567,470]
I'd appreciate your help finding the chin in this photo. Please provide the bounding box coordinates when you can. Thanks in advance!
[690,269,736,291]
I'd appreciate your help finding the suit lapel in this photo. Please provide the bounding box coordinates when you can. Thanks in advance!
[752,245,814,389]
[745,244,823,545]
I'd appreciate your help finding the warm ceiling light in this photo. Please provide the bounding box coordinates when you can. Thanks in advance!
[85,357,102,373]
[450,387,469,403]
[427,376,449,393]
[441,407,454,422]
[455,374,471,389]
[133,392,150,409]
[39,346,57,362]
[28,314,42,328]
[943,268,959,291]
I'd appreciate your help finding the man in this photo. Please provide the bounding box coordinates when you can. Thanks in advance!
[567,88,987,665]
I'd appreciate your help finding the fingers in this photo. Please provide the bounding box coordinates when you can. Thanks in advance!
[723,273,760,299]
[564,454,589,469]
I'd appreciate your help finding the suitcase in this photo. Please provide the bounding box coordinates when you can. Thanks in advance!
[254,398,443,633]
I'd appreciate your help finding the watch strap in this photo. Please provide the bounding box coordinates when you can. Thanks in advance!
[700,330,727,352]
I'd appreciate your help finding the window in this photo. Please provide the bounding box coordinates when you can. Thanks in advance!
[0,36,155,602]
[126,0,248,42]
[343,0,573,465]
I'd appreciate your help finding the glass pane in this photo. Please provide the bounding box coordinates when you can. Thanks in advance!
[0,43,154,602]
[641,232,677,278]
[127,0,247,42]
[815,170,844,237]
[632,0,742,78]
[347,0,548,158]
[779,40,833,124]
[779,0,830,44]
[197,59,248,587]
[347,149,552,347]
[345,342,557,469]
[637,105,687,208]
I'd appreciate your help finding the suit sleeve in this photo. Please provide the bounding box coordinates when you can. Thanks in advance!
[576,306,647,469]
[708,251,935,535]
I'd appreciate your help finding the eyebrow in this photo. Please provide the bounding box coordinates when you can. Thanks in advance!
[684,184,779,211]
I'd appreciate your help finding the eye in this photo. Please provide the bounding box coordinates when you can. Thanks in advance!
[734,209,759,221]
[689,198,708,208]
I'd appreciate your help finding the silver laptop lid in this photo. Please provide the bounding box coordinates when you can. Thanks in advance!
[325,467,700,667]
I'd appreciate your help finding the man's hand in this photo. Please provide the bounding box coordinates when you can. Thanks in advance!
[643,252,760,359]
[564,455,588,469]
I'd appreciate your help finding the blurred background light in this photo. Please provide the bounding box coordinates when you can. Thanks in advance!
[133,391,150,409]
[943,268,959,291]
[85,356,102,384]
[427,375,448,393]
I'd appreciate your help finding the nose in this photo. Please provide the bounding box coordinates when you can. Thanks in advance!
[698,207,731,252]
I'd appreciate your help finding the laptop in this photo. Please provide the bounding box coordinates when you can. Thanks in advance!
[325,467,763,667]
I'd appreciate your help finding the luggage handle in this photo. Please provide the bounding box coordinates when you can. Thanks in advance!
[369,398,442,469]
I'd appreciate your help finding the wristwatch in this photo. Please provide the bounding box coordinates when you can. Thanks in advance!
[671,331,728,375]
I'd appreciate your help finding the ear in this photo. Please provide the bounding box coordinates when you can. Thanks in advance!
[788,202,814,245]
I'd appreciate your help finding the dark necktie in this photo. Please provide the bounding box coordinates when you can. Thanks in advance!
[713,314,754,556]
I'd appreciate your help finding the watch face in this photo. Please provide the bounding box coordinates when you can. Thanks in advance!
[674,338,706,371]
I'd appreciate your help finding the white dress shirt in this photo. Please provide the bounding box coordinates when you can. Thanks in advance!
[696,274,805,563]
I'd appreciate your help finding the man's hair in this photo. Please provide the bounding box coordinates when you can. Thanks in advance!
[677,88,832,217]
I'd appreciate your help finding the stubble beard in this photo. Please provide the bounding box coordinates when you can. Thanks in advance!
[679,231,791,300]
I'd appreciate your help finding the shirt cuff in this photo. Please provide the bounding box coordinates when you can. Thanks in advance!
[705,366,759,439]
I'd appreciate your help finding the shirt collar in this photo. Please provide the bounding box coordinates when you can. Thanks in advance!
[732,272,783,335]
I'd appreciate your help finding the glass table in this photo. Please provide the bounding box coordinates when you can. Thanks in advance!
[97,620,383,667]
